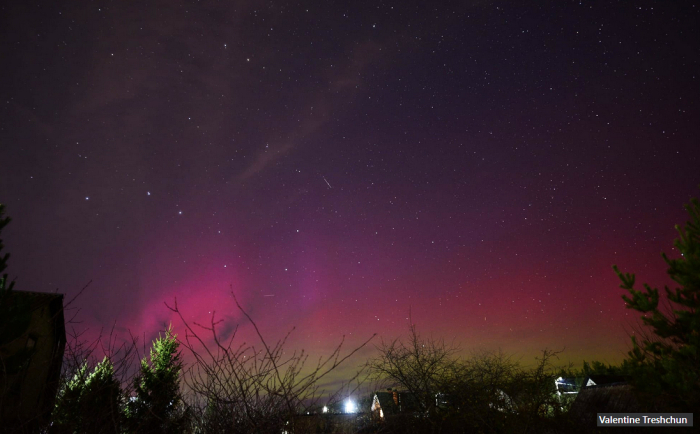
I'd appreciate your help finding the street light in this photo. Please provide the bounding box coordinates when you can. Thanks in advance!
[344,399,356,414]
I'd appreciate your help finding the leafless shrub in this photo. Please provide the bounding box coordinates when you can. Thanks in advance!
[367,317,573,434]
[167,291,374,434]
[367,320,463,416]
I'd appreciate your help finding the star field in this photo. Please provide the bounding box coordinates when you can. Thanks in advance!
[1,0,699,369]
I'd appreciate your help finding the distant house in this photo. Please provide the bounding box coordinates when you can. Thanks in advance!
[554,377,579,396]
[370,391,397,420]
[370,389,421,420]
[0,290,66,430]
[554,376,580,409]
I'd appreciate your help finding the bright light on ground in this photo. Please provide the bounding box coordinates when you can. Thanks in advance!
[344,399,356,414]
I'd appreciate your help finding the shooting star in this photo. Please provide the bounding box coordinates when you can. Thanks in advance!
[322,176,332,189]
[263,294,275,297]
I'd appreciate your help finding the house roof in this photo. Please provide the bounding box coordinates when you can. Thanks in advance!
[582,375,628,388]
[569,384,641,423]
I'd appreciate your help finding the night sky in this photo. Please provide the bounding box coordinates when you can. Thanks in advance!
[1,1,699,373]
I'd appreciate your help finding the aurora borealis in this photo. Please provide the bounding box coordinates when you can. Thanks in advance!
[1,1,699,373]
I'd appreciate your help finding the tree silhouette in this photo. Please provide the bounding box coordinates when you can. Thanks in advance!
[0,204,14,293]
[614,193,700,411]
[127,325,188,433]
[51,357,123,434]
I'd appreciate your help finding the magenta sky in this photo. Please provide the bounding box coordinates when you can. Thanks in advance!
[1,1,699,376]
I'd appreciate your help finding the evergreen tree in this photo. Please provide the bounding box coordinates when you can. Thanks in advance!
[127,325,188,433]
[51,357,123,434]
[579,360,627,377]
[613,194,700,411]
